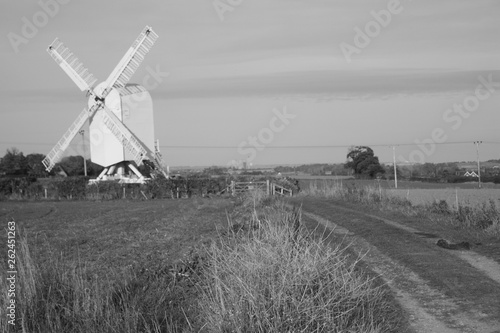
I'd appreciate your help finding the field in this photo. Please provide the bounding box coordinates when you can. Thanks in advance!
[299,178,500,207]
[298,177,500,189]
[2,178,500,332]
[388,188,500,207]
[0,195,406,332]
[0,198,233,278]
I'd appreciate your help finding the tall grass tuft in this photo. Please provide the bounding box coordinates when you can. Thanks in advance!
[454,199,500,234]
[196,203,402,332]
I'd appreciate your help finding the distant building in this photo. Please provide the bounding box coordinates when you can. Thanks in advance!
[463,170,478,177]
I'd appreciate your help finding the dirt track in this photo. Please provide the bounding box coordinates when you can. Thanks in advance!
[293,198,500,333]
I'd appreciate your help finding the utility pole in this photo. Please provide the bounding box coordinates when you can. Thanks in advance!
[474,141,482,189]
[79,129,87,177]
[392,145,398,189]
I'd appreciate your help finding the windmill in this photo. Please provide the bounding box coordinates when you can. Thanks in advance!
[42,26,167,182]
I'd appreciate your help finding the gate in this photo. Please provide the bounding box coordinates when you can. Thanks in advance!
[225,180,293,196]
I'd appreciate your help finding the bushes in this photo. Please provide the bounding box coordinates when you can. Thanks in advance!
[410,175,500,184]
[55,177,89,200]
[0,175,301,202]
[144,177,186,199]
[429,200,452,215]
[0,175,300,201]
[0,176,37,198]
[87,181,123,200]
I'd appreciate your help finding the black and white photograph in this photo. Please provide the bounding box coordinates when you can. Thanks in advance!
[1,1,500,332]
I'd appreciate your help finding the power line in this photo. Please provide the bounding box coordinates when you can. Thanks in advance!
[159,141,500,149]
[2,141,500,149]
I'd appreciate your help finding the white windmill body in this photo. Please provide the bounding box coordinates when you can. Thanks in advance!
[88,83,156,180]
[42,26,167,182]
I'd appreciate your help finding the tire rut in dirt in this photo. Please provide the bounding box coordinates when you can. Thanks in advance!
[298,198,500,324]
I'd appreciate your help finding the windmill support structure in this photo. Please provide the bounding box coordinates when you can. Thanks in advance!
[92,161,146,184]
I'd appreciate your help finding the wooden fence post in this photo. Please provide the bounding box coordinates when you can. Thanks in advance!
[266,180,270,196]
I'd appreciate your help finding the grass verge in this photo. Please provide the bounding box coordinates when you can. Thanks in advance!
[195,195,403,332]
[1,229,194,332]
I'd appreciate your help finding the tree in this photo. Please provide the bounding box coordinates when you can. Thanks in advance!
[57,156,104,177]
[86,159,104,177]
[386,165,402,180]
[58,156,85,176]
[203,166,228,176]
[421,163,437,178]
[0,148,28,176]
[25,153,49,178]
[344,146,385,178]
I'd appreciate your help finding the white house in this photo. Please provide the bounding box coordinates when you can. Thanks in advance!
[464,170,479,177]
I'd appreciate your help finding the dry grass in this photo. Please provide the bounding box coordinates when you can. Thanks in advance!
[0,230,193,333]
[196,202,402,332]
[301,180,500,237]
[1,195,405,332]
[387,188,500,207]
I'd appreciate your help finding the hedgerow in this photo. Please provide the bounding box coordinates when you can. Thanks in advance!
[0,175,299,201]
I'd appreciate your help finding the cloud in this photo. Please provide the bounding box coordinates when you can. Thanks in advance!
[159,69,500,100]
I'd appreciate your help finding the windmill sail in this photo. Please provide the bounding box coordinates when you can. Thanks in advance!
[42,107,90,171]
[101,105,166,176]
[151,147,168,178]
[47,39,98,92]
[100,105,148,166]
[102,26,159,97]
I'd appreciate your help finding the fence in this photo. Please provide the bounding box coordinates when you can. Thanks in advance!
[271,183,293,197]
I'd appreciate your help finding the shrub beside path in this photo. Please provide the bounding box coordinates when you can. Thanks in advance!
[293,197,500,333]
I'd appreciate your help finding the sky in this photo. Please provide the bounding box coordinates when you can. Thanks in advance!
[1,0,499,167]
